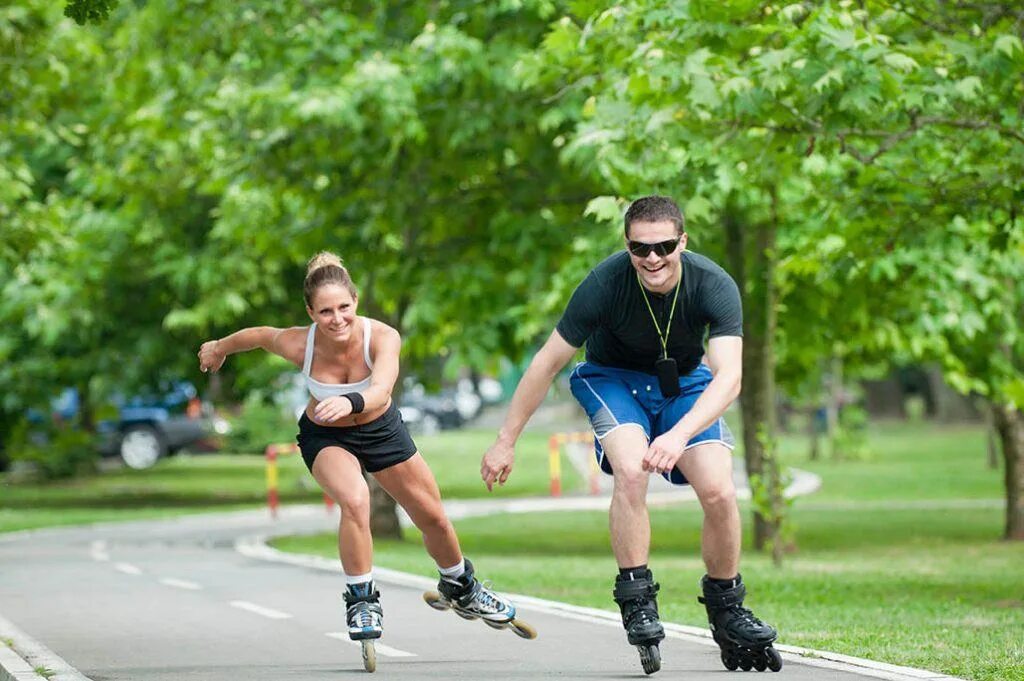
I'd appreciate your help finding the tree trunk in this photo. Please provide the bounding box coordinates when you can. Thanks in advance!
[807,406,820,461]
[991,402,1024,541]
[825,356,842,460]
[983,403,1000,470]
[723,205,782,555]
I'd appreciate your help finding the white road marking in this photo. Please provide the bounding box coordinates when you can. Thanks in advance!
[113,562,141,575]
[229,600,292,619]
[325,632,416,657]
[89,540,109,562]
[159,578,202,590]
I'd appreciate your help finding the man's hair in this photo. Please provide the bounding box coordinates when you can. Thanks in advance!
[623,195,685,237]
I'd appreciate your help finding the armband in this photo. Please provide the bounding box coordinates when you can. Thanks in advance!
[343,392,365,414]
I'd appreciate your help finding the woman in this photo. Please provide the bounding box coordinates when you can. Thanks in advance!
[197,252,521,645]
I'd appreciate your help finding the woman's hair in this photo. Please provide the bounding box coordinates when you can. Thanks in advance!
[303,251,357,306]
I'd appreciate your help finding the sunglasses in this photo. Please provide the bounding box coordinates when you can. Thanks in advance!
[627,238,680,258]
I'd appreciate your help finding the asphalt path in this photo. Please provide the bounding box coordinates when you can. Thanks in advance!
[0,498,963,681]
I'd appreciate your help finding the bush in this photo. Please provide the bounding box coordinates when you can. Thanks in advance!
[8,419,99,480]
[224,396,297,454]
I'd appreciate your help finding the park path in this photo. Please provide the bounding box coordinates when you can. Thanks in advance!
[0,474,965,681]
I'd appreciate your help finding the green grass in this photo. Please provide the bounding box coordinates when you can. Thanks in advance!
[271,421,1022,681]
[4,418,1020,678]
[0,430,563,533]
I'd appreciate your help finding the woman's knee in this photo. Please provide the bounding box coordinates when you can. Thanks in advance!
[338,491,371,523]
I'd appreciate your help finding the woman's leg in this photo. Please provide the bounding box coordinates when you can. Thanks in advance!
[372,453,462,568]
[311,446,373,574]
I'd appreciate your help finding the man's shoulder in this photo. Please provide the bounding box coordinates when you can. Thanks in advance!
[682,250,735,283]
[591,250,632,281]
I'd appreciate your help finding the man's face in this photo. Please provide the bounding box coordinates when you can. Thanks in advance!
[626,220,686,294]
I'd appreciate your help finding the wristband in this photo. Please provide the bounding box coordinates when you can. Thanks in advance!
[342,392,365,414]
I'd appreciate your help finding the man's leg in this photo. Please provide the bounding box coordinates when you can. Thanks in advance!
[675,441,740,579]
[600,424,653,567]
[677,442,781,672]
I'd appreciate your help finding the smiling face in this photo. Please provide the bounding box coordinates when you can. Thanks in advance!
[626,219,687,294]
[306,283,359,343]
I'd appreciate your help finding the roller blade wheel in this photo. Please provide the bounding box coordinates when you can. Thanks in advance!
[361,640,376,673]
[638,643,661,675]
[721,645,782,672]
[422,591,537,639]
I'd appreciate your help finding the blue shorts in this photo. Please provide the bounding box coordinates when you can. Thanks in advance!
[568,362,735,486]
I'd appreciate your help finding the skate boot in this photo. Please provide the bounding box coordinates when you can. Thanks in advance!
[699,574,782,672]
[344,582,383,673]
[613,569,665,674]
[423,558,537,639]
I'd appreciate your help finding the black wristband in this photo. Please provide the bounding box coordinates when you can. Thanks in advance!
[343,392,365,414]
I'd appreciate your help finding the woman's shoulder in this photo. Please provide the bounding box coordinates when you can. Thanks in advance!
[364,317,401,342]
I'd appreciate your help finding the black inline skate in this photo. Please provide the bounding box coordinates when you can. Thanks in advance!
[699,574,782,672]
[613,569,665,674]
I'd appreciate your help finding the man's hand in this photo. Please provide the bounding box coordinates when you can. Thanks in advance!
[313,396,354,423]
[481,440,515,492]
[643,431,688,475]
[197,340,226,373]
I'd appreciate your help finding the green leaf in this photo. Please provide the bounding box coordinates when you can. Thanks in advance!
[583,196,623,223]
[684,196,713,224]
[953,76,982,100]
[883,52,918,72]
[994,35,1024,60]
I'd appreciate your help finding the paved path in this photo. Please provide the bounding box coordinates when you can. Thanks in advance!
[0,480,964,681]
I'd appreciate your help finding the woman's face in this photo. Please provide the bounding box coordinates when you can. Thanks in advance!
[307,283,358,342]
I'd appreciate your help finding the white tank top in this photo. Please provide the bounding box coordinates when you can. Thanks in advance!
[302,317,373,401]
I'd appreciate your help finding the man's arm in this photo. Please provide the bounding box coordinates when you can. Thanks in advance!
[480,330,578,491]
[643,335,742,474]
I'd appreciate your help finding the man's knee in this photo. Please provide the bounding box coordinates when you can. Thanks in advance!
[698,480,737,511]
[611,461,649,501]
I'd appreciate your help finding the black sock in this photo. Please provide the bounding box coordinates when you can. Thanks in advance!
[706,574,741,589]
[618,564,649,580]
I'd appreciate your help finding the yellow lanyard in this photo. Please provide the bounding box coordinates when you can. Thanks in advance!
[636,271,682,359]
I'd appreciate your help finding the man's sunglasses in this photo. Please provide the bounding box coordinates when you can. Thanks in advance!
[627,238,680,258]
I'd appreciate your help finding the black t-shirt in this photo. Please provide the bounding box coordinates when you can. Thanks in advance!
[555,250,743,374]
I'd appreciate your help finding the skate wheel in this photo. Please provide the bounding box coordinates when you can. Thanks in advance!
[361,640,376,673]
[510,619,537,640]
[766,647,783,672]
[739,652,754,671]
[639,644,661,675]
[422,591,450,611]
[722,649,739,671]
[483,618,505,630]
[754,654,768,672]
[455,610,478,620]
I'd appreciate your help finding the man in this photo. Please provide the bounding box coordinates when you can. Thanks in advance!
[480,196,781,673]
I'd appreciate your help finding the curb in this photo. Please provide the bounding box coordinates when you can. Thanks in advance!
[236,534,966,681]
[0,614,93,681]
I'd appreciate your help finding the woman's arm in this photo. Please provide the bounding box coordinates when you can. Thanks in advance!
[197,326,305,372]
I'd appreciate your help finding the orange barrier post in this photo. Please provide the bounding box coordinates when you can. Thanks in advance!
[548,434,563,497]
[549,432,600,497]
[265,443,333,519]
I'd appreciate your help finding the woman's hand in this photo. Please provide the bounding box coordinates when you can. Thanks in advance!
[313,395,355,423]
[197,340,226,373]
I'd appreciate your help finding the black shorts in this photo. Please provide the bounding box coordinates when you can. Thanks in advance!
[296,401,418,473]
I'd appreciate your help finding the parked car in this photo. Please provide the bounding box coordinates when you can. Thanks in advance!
[34,384,227,470]
[398,386,465,435]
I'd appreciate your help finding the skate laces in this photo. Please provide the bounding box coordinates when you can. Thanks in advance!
[474,580,508,614]
[349,602,381,629]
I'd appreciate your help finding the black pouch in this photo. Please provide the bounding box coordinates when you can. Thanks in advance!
[655,357,681,397]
